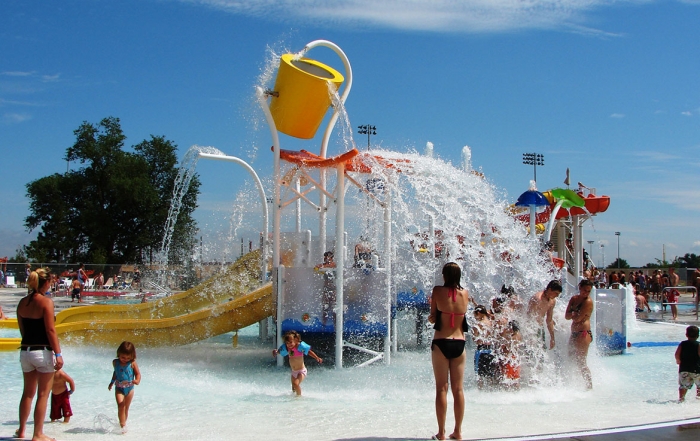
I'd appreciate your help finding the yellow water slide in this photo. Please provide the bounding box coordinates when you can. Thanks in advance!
[0,250,275,349]
[0,283,272,349]
[57,249,264,324]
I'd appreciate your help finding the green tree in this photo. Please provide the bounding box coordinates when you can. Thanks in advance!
[607,258,630,269]
[672,253,700,269]
[24,117,200,264]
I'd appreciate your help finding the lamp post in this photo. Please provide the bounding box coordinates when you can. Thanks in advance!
[615,232,621,268]
[522,153,544,182]
[357,125,376,150]
[601,244,605,268]
[587,240,594,267]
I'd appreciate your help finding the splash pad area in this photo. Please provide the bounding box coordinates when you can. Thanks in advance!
[3,39,700,440]
[1,321,699,440]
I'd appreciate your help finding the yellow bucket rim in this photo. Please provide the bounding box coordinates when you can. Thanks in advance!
[280,53,344,84]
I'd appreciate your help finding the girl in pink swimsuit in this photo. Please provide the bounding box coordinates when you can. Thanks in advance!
[272,330,323,396]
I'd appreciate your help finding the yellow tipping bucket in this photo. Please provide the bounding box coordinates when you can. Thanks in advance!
[269,54,344,140]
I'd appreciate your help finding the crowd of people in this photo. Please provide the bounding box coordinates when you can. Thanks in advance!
[10,262,698,441]
[423,263,602,440]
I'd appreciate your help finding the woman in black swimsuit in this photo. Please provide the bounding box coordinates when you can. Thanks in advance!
[428,262,469,441]
[16,267,63,441]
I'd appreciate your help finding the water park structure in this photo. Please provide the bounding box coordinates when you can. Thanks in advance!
[5,38,700,441]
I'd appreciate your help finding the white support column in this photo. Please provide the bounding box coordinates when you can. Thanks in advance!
[574,215,583,280]
[384,190,393,362]
[335,163,346,369]
[428,214,435,259]
[255,86,283,360]
[296,179,302,233]
[320,169,327,261]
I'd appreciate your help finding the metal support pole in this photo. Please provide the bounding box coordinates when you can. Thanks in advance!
[335,162,346,369]
[384,190,392,363]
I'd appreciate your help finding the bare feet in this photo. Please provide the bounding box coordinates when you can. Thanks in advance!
[14,429,24,439]
[32,434,57,441]
[449,433,462,440]
[432,434,445,440]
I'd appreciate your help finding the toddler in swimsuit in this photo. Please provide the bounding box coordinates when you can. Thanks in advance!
[272,330,322,396]
[51,368,75,423]
[108,341,141,433]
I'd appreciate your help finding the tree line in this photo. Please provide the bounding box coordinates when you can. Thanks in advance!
[21,117,200,266]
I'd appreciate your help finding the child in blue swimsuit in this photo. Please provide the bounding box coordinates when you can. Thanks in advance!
[272,330,322,396]
[108,341,141,433]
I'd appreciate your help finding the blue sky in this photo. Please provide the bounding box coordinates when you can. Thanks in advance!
[1,0,699,267]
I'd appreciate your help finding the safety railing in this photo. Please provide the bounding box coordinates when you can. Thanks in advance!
[660,286,698,320]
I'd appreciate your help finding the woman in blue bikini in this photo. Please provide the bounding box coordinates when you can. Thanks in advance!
[428,262,469,440]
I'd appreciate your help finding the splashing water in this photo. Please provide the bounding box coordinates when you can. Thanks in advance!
[158,145,226,283]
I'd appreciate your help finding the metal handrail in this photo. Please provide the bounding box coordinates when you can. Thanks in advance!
[659,286,698,320]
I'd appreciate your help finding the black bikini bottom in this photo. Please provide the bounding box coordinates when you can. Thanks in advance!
[431,339,466,359]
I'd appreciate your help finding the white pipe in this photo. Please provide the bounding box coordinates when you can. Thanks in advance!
[335,162,346,369]
[276,265,284,366]
[197,152,269,283]
[384,191,392,363]
[529,205,537,238]
[300,40,354,159]
[428,214,435,259]
[574,216,583,280]
[296,179,301,233]
[255,86,283,360]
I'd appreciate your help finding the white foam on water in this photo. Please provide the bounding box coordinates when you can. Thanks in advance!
[1,320,695,441]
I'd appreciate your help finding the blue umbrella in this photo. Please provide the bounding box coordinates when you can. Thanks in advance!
[516,189,549,238]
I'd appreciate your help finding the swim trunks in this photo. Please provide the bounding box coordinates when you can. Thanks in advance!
[431,338,466,359]
[475,347,497,378]
[291,367,308,379]
[570,330,592,340]
[537,327,546,350]
[50,390,73,420]
[503,360,521,380]
[474,345,493,374]
[679,372,700,389]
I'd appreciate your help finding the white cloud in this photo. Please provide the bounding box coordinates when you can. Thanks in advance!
[180,0,660,33]
[681,111,693,116]
[2,113,32,124]
[610,113,625,118]
[1,71,35,77]
[40,73,61,83]
[633,151,681,162]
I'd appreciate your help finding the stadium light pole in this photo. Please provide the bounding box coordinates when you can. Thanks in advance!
[357,125,376,150]
[522,153,544,182]
[615,232,621,268]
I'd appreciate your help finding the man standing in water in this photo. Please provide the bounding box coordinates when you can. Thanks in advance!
[565,279,594,389]
[527,280,562,350]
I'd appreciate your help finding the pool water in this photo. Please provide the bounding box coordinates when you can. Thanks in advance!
[0,320,697,440]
